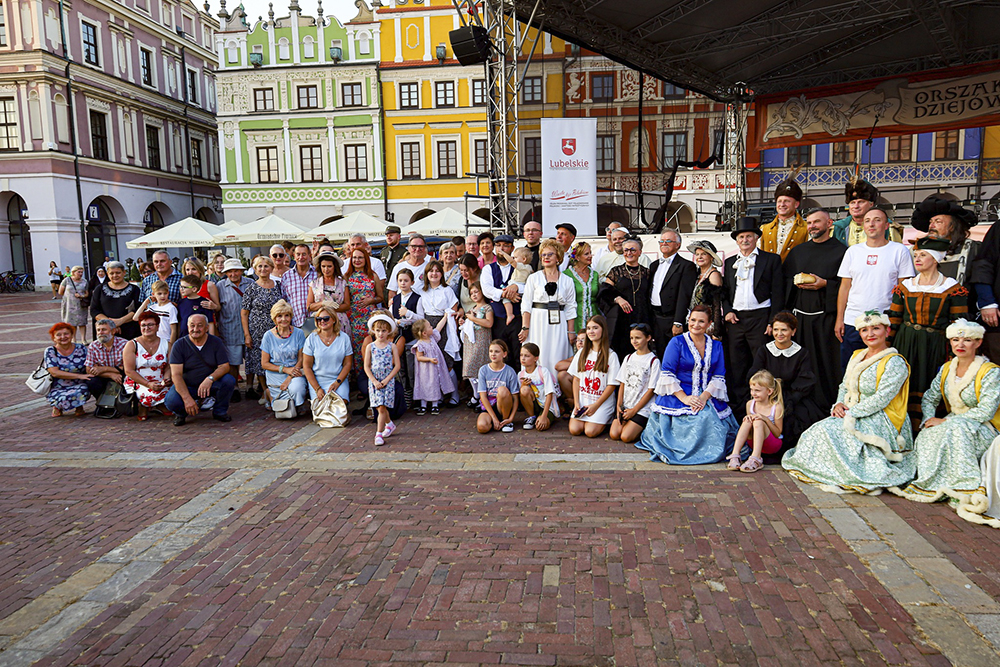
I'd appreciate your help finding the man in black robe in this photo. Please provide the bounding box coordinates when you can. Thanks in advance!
[783,208,847,411]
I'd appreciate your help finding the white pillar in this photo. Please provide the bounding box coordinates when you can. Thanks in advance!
[394,17,402,63]
[371,114,382,181]
[234,124,244,183]
[283,120,292,182]
[423,16,431,61]
[39,82,54,149]
[218,126,228,185]
[346,28,355,61]
[327,118,337,182]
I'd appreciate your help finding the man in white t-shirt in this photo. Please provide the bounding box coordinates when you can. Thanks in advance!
[387,233,430,299]
[835,208,915,369]
[592,222,622,265]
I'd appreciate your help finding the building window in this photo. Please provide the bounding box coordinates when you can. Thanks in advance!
[935,130,960,160]
[186,70,198,105]
[89,110,108,160]
[0,97,17,151]
[82,22,100,66]
[298,85,318,109]
[663,83,685,99]
[523,76,542,103]
[660,132,687,169]
[190,138,202,177]
[595,135,615,172]
[887,135,912,162]
[832,140,856,165]
[592,74,613,102]
[472,79,486,106]
[145,125,160,169]
[254,88,274,111]
[0,4,7,47]
[437,141,457,178]
[399,82,419,109]
[524,136,541,175]
[345,144,367,181]
[400,142,421,179]
[474,138,488,174]
[300,145,323,182]
[257,146,279,183]
[342,82,363,107]
[787,144,810,166]
[435,81,455,108]
[140,48,154,86]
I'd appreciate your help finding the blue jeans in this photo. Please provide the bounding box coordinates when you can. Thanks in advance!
[164,374,236,417]
[840,324,865,371]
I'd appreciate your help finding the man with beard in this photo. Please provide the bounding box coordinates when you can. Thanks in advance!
[523,221,543,270]
[783,208,847,410]
[912,194,979,285]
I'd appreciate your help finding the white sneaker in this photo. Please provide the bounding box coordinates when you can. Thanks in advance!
[374,433,385,446]
[200,397,216,411]
[523,415,537,430]
[501,423,514,433]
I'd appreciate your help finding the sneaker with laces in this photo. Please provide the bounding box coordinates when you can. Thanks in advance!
[501,423,514,433]
[523,415,537,430]
[374,433,385,446]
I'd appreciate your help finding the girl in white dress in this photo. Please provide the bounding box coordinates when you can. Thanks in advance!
[569,315,621,438]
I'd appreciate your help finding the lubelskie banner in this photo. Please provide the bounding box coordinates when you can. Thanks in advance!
[542,118,598,237]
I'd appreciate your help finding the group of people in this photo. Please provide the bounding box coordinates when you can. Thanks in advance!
[35,178,1000,527]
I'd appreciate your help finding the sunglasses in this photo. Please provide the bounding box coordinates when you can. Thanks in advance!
[314,316,332,323]
[271,253,286,258]
[409,244,425,249]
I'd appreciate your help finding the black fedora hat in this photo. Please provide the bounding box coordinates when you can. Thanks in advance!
[911,194,978,232]
[730,216,762,240]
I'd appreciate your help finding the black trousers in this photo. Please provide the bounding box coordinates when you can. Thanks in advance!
[652,311,678,359]
[491,316,521,368]
[724,307,770,417]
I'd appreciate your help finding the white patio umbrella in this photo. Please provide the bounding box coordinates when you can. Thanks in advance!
[304,210,389,241]
[125,217,221,249]
[220,219,242,230]
[402,208,490,238]
[211,214,309,246]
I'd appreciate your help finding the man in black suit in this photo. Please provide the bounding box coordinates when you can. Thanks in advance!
[647,229,697,357]
[723,217,784,413]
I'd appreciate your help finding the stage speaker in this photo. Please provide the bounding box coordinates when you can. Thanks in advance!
[449,26,491,66]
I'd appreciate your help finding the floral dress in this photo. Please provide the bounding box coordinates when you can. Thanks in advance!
[60,277,89,327]
[347,272,378,358]
[44,344,90,411]
[564,266,600,334]
[309,276,352,338]
[123,337,170,407]
[368,341,396,408]
[241,280,287,376]
[463,304,492,380]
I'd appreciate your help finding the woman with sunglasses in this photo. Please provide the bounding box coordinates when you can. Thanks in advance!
[303,302,354,404]
[598,237,652,358]
[268,244,293,282]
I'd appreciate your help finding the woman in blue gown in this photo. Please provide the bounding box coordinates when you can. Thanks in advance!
[636,305,739,464]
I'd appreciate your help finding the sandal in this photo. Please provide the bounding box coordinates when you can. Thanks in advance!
[726,454,742,471]
[740,456,764,473]
[51,408,62,418]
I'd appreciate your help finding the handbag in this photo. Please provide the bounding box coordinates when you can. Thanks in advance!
[94,380,127,419]
[312,391,349,428]
[270,388,297,419]
[25,360,52,395]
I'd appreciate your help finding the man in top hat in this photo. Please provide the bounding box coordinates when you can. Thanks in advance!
[783,208,847,411]
[723,216,785,413]
[555,223,577,271]
[833,176,902,246]
[759,172,808,261]
[913,194,979,285]
[380,225,407,279]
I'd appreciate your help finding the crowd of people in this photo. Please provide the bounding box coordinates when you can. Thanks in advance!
[35,179,1000,528]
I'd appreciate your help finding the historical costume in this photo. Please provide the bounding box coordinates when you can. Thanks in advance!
[759,172,807,260]
[598,263,652,359]
[636,333,738,465]
[564,263,600,335]
[749,341,825,450]
[782,312,916,494]
[523,270,577,378]
[891,321,1000,513]
[912,194,980,285]
[687,241,726,339]
[833,177,902,246]
[783,234,847,410]
[888,237,969,417]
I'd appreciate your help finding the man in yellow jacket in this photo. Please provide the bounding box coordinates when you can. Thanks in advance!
[759,174,807,261]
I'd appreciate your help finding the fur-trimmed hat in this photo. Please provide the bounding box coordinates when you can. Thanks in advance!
[845,176,879,204]
[911,194,978,233]
[854,310,890,330]
[774,165,803,201]
[946,318,985,340]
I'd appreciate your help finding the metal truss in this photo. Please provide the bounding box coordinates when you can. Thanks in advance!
[722,97,749,222]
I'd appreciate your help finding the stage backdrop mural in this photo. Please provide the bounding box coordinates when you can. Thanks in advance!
[541,117,598,237]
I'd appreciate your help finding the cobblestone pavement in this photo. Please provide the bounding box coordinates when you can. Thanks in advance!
[1,294,999,666]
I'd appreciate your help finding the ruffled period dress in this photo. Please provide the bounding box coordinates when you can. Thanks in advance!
[636,333,738,464]
[782,348,916,494]
[889,357,1000,515]
[689,270,725,339]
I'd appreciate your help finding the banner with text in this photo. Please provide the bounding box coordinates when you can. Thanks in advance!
[542,117,598,237]
[754,61,1000,149]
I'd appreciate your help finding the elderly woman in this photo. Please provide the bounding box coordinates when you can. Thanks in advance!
[241,255,287,401]
[90,261,141,339]
[564,241,600,334]
[598,237,652,358]
[889,319,1000,517]
[688,240,726,338]
[123,311,171,420]
[888,236,968,419]
[439,242,462,290]
[782,311,916,494]
[307,252,352,338]
[518,239,577,378]
[637,305,738,465]
[59,265,89,343]
[303,302,354,403]
[182,257,221,333]
[43,322,91,417]
[260,299,307,413]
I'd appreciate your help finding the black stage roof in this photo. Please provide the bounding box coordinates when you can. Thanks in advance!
[516,0,1000,99]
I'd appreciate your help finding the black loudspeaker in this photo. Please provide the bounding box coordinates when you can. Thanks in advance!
[449,26,491,66]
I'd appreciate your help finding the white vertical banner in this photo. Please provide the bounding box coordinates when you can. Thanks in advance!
[541,117,597,237]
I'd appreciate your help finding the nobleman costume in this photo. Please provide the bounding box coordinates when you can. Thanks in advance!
[759,171,807,261]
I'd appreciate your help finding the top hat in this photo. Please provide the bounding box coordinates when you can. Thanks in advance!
[730,216,762,240]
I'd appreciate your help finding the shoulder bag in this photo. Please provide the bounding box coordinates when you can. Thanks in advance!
[25,360,52,395]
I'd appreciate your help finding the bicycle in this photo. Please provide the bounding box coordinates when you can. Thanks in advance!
[13,273,34,292]
[0,271,15,293]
